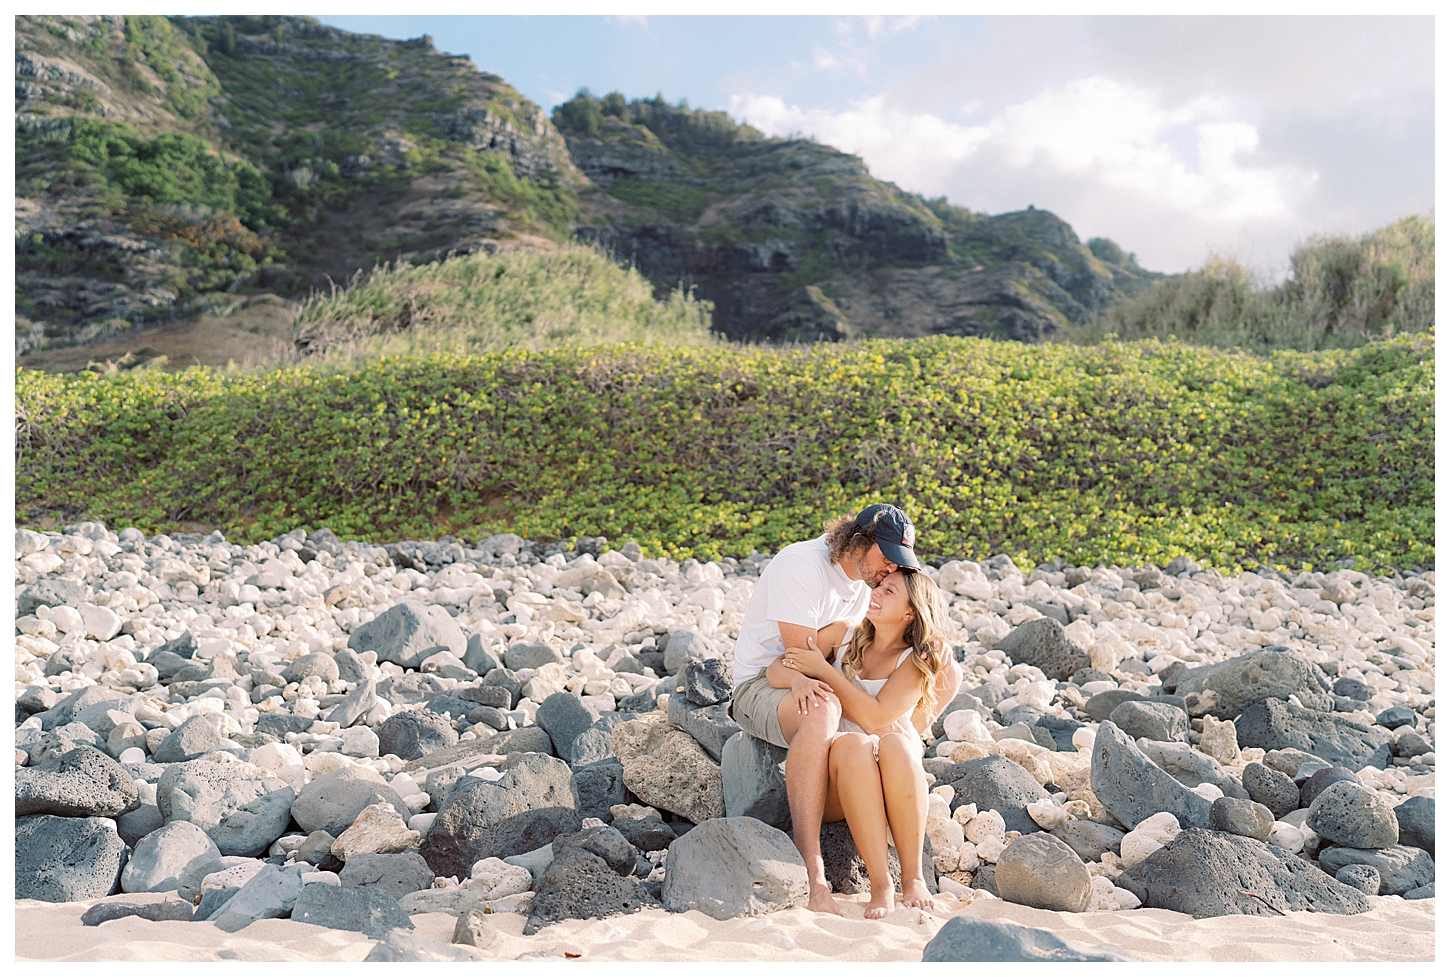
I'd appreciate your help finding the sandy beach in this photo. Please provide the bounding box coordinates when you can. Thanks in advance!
[17,889,1435,963]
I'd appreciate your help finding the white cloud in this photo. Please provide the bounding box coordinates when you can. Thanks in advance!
[862,16,922,39]
[811,44,868,77]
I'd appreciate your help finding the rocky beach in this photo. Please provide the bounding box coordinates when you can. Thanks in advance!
[13,523,1435,961]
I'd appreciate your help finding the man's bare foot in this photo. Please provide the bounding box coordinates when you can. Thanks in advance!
[864,888,895,919]
[805,885,844,916]
[901,877,935,910]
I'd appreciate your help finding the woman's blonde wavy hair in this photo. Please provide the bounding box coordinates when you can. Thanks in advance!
[837,570,951,724]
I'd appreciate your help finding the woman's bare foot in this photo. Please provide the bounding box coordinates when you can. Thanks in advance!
[901,877,935,910]
[806,885,845,916]
[864,888,895,919]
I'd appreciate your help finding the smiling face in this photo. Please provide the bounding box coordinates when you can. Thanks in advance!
[852,542,899,588]
[865,570,915,626]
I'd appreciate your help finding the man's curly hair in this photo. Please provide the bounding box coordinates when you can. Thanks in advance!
[823,512,878,567]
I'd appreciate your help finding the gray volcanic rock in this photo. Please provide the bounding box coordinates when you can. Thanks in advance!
[611,816,676,852]
[376,709,458,761]
[157,757,287,836]
[1307,781,1400,850]
[1084,689,1148,722]
[922,916,1130,962]
[292,767,407,837]
[37,686,127,731]
[1050,821,1125,862]
[535,691,600,763]
[15,744,139,817]
[23,722,107,766]
[285,652,340,684]
[1175,648,1332,718]
[680,657,732,706]
[994,618,1089,681]
[480,668,523,709]
[420,753,581,879]
[323,677,377,728]
[1394,796,1434,856]
[339,846,435,892]
[18,577,89,616]
[663,631,711,675]
[1316,845,1435,896]
[1133,740,1249,799]
[1242,762,1300,819]
[994,832,1091,912]
[1236,698,1394,770]
[940,755,1050,835]
[660,817,808,919]
[1118,828,1370,917]
[1299,765,1359,809]
[1335,864,1381,895]
[348,601,466,669]
[1109,700,1189,743]
[211,787,296,856]
[121,820,219,893]
[210,863,307,932]
[116,804,165,848]
[1089,721,1213,830]
[81,900,194,925]
[552,824,639,876]
[817,820,937,896]
[16,814,128,902]
[721,732,790,829]
[152,715,229,763]
[291,880,415,937]
[1208,796,1275,840]
[504,642,562,670]
[668,696,740,762]
[571,757,628,822]
[523,847,656,935]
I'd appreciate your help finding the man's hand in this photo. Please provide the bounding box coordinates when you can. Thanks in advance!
[789,672,836,715]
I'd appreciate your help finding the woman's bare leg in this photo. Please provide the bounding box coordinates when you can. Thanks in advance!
[877,732,935,910]
[829,734,895,918]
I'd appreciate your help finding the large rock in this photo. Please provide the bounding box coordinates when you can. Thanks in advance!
[1050,820,1125,862]
[116,804,165,848]
[285,652,340,684]
[523,847,656,935]
[339,851,435,900]
[1236,698,1394,770]
[612,714,724,824]
[667,696,740,761]
[81,901,194,925]
[15,744,139,818]
[1089,721,1213,830]
[922,916,1130,962]
[210,863,307,932]
[1108,701,1188,743]
[420,753,581,879]
[36,686,126,731]
[612,816,676,853]
[663,631,712,675]
[1175,649,1331,718]
[470,725,553,758]
[552,824,639,876]
[1134,740,1249,798]
[1299,765,1359,809]
[376,709,458,762]
[1118,828,1370,917]
[348,601,467,669]
[211,787,295,856]
[152,715,230,764]
[993,832,1091,912]
[571,757,628,822]
[1307,781,1400,849]
[1242,762,1301,819]
[1316,845,1435,896]
[994,618,1089,681]
[157,756,288,839]
[680,657,732,706]
[1394,796,1434,856]
[21,722,106,766]
[818,820,936,896]
[121,821,219,893]
[292,766,408,837]
[332,801,420,861]
[940,755,1050,835]
[721,732,791,829]
[15,815,129,902]
[1083,689,1148,722]
[324,678,378,728]
[661,817,808,919]
[535,692,600,763]
[18,577,90,616]
[504,642,562,670]
[291,881,415,937]
[1208,796,1275,840]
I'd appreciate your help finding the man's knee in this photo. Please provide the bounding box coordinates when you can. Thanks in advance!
[780,696,840,741]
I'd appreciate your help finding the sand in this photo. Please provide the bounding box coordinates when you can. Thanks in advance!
[16,889,1434,962]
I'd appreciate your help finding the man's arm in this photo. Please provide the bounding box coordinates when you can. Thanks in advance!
[764,621,849,689]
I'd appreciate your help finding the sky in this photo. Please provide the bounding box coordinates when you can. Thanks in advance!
[312,15,1435,277]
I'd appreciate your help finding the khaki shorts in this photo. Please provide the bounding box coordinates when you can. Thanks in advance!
[729,672,792,749]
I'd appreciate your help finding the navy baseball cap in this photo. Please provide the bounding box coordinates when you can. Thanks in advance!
[855,503,922,571]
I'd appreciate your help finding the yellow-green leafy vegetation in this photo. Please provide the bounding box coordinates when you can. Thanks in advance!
[290,244,714,360]
[17,333,1431,571]
[1072,215,1434,352]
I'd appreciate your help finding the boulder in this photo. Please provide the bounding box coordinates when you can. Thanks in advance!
[285,652,340,684]
[1375,705,1416,729]
[1316,845,1435,896]
[209,863,307,932]
[1242,762,1300,819]
[1335,863,1381,895]
[940,755,1049,836]
[680,658,733,706]
[290,880,415,937]
[324,678,378,728]
[1108,701,1189,743]
[612,714,725,824]
[661,817,808,919]
[348,601,467,670]
[471,725,552,757]
[922,916,1130,962]
[292,766,408,837]
[18,577,90,616]
[663,631,712,675]
[157,756,287,837]
[994,832,1092,912]
[1117,828,1370,917]
[376,709,458,762]
[1394,795,1434,856]
[1134,739,1248,798]
[211,787,296,857]
[15,744,139,818]
[1050,820,1125,862]
[721,732,791,830]
[817,820,937,896]
[296,831,343,872]
[1299,765,1359,809]
[571,757,628,822]
[336,846,432,892]
[121,821,219,893]
[994,618,1089,681]
[1208,797,1275,840]
[552,824,639,876]
[15,814,128,902]
[116,804,165,848]
[1307,781,1399,850]
[81,901,194,925]
[1089,721,1213,830]
[1083,689,1148,722]
[611,816,676,853]
[332,801,420,861]
[480,668,523,709]
[1175,649,1332,718]
[668,696,740,761]
[523,847,656,935]
[504,642,562,670]
[535,692,600,763]
[1235,698,1393,770]
[462,635,502,676]
[37,686,127,732]
[176,853,258,903]
[22,722,106,766]
[152,715,230,763]
[419,753,581,879]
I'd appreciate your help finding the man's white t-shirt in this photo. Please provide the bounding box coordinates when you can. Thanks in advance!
[732,535,872,684]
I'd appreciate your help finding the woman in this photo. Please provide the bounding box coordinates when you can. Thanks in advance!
[766,569,958,919]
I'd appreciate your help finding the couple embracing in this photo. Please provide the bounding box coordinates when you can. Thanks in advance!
[729,504,962,918]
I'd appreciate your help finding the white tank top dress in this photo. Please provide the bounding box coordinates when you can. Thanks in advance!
[830,648,926,760]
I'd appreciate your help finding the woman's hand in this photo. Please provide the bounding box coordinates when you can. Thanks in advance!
[781,635,833,679]
[789,671,836,716]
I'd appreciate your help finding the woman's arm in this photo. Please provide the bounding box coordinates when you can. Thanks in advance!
[785,638,923,733]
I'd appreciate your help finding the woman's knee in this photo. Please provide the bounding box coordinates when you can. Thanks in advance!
[829,734,877,771]
[875,733,921,770]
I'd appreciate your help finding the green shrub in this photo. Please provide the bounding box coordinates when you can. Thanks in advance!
[16,334,1431,571]
[606,178,708,224]
[1074,215,1434,352]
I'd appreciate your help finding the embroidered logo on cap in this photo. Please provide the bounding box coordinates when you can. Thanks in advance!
[901,522,915,547]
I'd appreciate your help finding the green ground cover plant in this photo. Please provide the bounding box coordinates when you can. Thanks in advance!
[17,333,1431,571]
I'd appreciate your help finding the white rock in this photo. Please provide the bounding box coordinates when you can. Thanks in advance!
[1266,821,1305,853]
[926,794,952,821]
[301,871,341,886]
[956,844,980,874]
[1086,875,1120,911]
[930,784,955,805]
[48,606,85,635]
[925,814,966,853]
[203,861,265,892]
[1189,782,1224,802]
[952,803,978,825]
[1120,812,1181,867]
[943,709,991,743]
[408,813,437,834]
[340,726,380,757]
[466,857,534,899]
[937,875,974,899]
[118,747,147,764]
[331,801,420,861]
[975,835,1006,863]
[1026,800,1067,831]
[1113,886,1142,910]
[965,809,1006,845]
[79,603,121,641]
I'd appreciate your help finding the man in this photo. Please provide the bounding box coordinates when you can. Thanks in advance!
[730,503,922,915]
